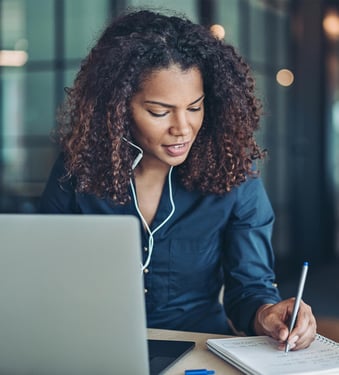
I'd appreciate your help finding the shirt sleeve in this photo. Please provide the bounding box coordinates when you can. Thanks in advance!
[39,153,79,213]
[222,176,281,335]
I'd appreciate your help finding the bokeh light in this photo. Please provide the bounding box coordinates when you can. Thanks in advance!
[276,69,294,87]
[210,24,225,40]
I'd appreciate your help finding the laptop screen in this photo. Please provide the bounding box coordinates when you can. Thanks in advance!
[0,214,150,374]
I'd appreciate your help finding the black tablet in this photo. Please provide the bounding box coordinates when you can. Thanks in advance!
[148,339,195,375]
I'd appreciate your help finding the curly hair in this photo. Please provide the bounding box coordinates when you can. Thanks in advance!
[54,9,265,205]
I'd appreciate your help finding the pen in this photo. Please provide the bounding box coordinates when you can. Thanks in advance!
[285,261,309,353]
[184,369,215,375]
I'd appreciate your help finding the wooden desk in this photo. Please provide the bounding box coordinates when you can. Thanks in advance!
[148,329,241,374]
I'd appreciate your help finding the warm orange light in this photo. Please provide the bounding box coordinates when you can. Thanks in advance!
[0,50,28,67]
[276,69,294,87]
[323,11,339,39]
[210,24,225,40]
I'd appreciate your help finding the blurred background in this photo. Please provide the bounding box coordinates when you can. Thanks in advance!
[0,0,338,321]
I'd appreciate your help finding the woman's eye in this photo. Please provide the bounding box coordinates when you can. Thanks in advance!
[148,110,168,117]
[188,106,202,112]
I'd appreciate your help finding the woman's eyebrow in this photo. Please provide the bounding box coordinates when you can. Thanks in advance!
[144,94,205,108]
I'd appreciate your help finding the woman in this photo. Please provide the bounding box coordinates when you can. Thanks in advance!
[40,9,316,350]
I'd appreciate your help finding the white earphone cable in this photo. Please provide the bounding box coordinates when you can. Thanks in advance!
[130,166,175,272]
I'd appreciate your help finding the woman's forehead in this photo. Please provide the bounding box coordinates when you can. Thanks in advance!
[137,65,203,101]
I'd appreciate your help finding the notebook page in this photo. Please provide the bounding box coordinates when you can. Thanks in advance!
[207,334,339,375]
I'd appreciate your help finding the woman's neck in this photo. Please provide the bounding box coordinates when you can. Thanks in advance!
[133,163,172,227]
[134,158,171,181]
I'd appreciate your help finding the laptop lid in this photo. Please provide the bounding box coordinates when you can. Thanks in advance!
[0,214,149,375]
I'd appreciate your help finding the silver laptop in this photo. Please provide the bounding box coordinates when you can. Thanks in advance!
[0,214,149,375]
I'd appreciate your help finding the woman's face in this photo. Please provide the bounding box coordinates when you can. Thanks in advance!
[130,64,204,170]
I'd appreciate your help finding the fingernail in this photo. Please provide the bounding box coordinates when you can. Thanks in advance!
[289,335,299,344]
[288,342,296,349]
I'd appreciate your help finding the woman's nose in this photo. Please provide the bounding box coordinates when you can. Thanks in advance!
[169,112,190,136]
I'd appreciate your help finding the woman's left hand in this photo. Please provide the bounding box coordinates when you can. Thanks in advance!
[253,298,317,350]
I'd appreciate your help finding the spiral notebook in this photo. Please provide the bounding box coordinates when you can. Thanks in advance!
[207,334,339,375]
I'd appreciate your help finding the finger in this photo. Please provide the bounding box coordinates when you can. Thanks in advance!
[289,301,315,337]
[283,301,317,351]
[291,331,316,350]
[290,319,317,350]
[277,335,299,351]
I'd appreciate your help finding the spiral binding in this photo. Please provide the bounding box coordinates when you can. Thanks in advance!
[316,333,339,347]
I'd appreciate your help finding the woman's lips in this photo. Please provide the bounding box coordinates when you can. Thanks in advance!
[164,142,190,157]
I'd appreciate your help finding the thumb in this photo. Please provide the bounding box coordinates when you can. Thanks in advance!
[277,325,289,342]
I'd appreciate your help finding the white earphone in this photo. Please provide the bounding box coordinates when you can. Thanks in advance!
[122,137,143,169]
[130,166,175,272]
[122,137,175,272]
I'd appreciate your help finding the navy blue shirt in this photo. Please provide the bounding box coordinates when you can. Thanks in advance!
[40,154,281,335]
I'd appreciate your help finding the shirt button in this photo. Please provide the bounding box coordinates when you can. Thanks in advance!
[144,268,149,274]
[144,246,148,252]
[144,288,148,294]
